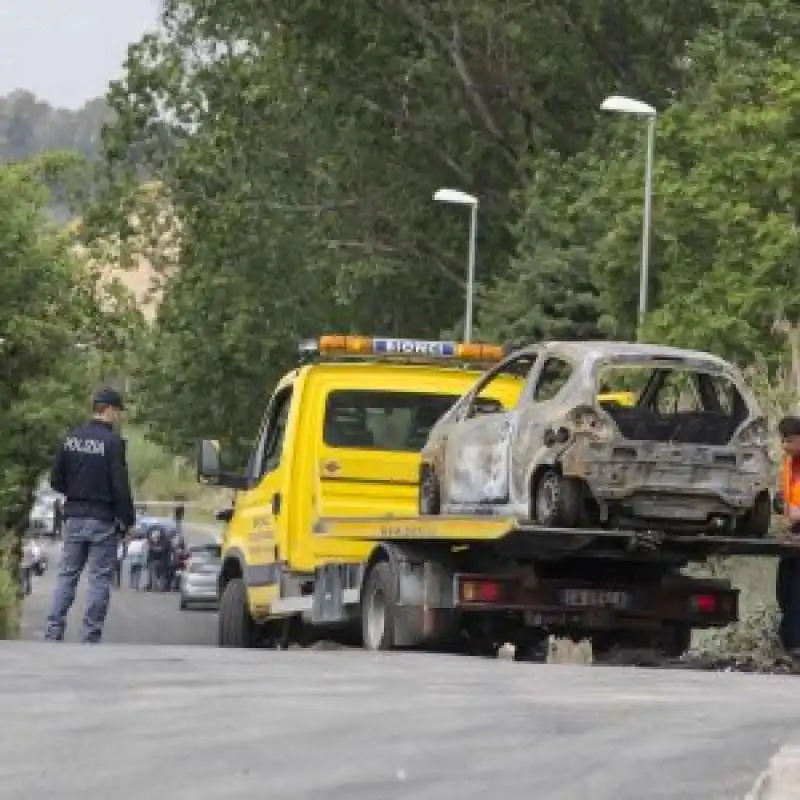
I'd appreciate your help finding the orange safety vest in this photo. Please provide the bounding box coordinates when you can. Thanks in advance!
[782,456,800,514]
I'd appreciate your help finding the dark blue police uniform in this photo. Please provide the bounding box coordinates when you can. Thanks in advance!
[44,387,135,643]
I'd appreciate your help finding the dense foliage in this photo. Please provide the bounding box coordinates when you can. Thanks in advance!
[0,154,139,542]
[83,0,798,452]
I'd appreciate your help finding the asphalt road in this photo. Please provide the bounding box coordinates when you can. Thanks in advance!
[20,523,218,645]
[1,641,799,799]
[13,523,800,798]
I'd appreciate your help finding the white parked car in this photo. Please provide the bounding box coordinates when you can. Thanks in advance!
[179,545,221,610]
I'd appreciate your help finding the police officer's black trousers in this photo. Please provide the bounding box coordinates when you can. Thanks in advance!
[776,556,800,652]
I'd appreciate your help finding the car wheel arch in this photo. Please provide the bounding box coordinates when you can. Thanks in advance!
[219,548,247,594]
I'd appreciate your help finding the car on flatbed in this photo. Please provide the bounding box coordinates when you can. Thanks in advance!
[197,335,800,659]
[419,341,773,537]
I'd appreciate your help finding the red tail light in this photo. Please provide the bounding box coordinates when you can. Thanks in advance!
[460,579,503,604]
[690,594,718,613]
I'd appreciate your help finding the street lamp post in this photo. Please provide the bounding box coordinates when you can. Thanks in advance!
[434,188,479,343]
[600,95,658,338]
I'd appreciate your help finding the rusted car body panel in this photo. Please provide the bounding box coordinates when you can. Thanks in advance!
[421,341,772,534]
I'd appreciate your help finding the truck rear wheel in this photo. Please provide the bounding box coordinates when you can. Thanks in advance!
[218,578,259,648]
[361,561,397,651]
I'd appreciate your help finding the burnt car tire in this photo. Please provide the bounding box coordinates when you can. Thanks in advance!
[532,468,584,528]
[733,491,772,539]
[419,466,441,516]
[218,578,259,648]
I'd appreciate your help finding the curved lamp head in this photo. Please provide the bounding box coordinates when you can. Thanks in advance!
[434,188,478,206]
[601,95,657,117]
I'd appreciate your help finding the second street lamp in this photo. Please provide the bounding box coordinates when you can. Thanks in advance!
[433,188,479,343]
[600,95,658,339]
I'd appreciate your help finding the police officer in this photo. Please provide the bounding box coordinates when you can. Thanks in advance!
[44,387,135,643]
[777,414,800,658]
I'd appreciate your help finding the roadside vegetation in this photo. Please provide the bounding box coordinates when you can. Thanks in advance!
[0,154,140,637]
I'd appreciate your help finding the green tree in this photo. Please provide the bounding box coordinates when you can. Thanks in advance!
[89,0,724,450]
[0,154,138,634]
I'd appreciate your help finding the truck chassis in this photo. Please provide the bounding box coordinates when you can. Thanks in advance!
[219,516,799,659]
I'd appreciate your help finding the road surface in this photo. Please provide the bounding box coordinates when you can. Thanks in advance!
[13,523,800,798]
[20,523,218,645]
[2,641,800,799]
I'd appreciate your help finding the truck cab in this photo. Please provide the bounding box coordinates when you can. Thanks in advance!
[197,335,521,646]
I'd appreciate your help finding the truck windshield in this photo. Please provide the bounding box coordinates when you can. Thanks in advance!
[323,390,461,452]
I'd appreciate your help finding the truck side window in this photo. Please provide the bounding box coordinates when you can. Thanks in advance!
[254,387,293,478]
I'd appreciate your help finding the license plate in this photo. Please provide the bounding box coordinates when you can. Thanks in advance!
[559,589,631,610]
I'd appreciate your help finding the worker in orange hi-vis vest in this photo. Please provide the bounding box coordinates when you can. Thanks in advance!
[776,414,800,658]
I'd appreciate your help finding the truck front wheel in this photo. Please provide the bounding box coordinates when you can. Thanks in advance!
[361,561,398,651]
[218,578,260,648]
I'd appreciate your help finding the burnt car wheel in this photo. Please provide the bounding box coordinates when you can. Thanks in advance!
[419,465,441,515]
[532,468,584,528]
[733,490,772,539]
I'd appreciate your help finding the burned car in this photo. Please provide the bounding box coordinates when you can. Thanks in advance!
[419,341,773,536]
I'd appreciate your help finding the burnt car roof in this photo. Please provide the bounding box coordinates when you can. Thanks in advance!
[513,341,731,369]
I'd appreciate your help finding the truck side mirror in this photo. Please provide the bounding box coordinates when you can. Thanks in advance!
[197,439,222,484]
[215,508,234,523]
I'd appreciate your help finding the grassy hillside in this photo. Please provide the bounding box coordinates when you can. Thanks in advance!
[125,426,229,521]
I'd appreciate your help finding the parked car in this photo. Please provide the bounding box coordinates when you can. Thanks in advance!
[28,494,59,537]
[179,544,221,610]
[419,341,772,537]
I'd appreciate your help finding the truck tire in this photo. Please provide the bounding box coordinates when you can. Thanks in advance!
[733,491,772,539]
[361,561,398,651]
[218,578,259,648]
[419,466,441,515]
[532,468,584,527]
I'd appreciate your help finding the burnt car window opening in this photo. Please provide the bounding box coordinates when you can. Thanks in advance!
[596,364,748,445]
[533,357,573,402]
[474,353,536,410]
[323,390,460,452]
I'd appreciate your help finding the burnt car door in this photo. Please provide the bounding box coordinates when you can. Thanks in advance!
[510,354,577,501]
[443,351,538,506]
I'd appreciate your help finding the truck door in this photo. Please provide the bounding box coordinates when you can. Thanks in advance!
[233,384,294,610]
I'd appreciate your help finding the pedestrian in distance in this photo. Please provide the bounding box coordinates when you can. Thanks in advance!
[19,538,37,596]
[126,534,147,591]
[776,414,800,659]
[44,387,135,643]
[174,498,185,536]
[146,525,171,592]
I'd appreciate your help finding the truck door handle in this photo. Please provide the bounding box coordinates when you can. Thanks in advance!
[272,493,282,516]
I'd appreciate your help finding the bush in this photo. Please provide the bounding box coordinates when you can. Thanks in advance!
[689,334,798,662]
[0,539,21,639]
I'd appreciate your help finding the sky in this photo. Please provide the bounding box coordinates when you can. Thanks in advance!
[0,0,162,109]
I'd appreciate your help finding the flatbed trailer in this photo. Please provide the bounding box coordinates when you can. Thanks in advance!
[270,515,800,656]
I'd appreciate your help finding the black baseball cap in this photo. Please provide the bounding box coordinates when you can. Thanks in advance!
[92,386,125,410]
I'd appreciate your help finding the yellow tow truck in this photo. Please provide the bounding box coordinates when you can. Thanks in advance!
[197,335,795,658]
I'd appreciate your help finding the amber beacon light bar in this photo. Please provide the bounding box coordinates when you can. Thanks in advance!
[298,335,505,364]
